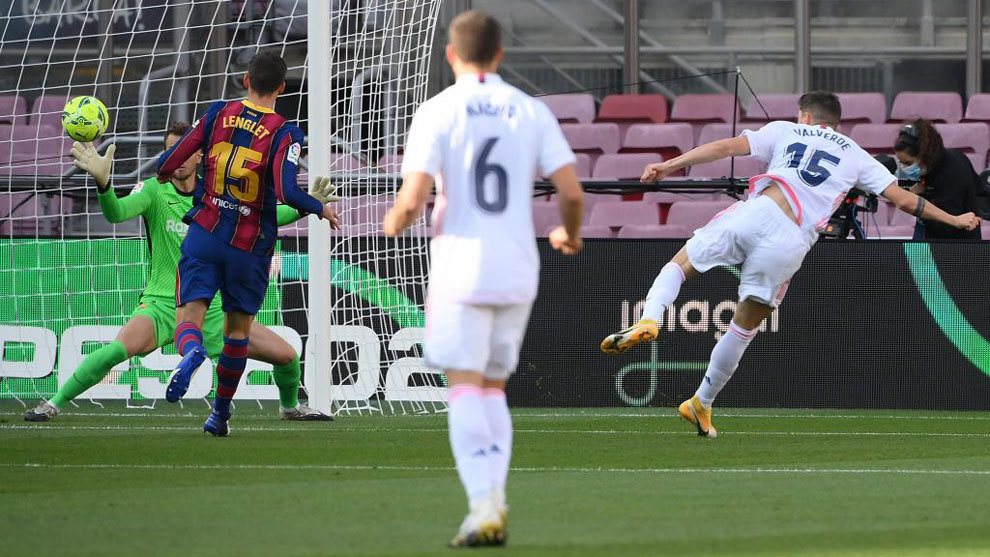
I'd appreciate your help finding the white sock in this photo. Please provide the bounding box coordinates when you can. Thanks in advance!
[447,384,494,507]
[642,262,686,322]
[482,388,511,510]
[695,323,756,407]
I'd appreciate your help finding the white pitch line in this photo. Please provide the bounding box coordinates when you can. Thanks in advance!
[1,424,988,438]
[1,462,988,476]
[4,411,990,420]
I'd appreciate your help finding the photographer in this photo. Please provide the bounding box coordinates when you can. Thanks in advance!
[894,119,982,240]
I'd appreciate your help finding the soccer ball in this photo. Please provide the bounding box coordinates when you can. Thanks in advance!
[62,96,109,142]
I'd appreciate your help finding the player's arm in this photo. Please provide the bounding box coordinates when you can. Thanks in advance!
[881,182,979,231]
[641,136,751,183]
[547,164,583,255]
[156,102,221,179]
[276,205,303,226]
[71,141,151,223]
[384,172,432,236]
[273,129,340,227]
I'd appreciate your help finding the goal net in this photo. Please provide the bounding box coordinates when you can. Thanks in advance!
[0,0,444,414]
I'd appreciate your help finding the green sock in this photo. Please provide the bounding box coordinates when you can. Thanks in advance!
[50,341,129,408]
[272,355,301,409]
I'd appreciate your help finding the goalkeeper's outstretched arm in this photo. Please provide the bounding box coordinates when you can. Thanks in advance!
[71,141,151,223]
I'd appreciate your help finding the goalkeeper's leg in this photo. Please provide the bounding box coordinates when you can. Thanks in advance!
[247,322,332,421]
[25,314,157,421]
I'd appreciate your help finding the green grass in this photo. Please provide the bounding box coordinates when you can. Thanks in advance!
[1,403,989,557]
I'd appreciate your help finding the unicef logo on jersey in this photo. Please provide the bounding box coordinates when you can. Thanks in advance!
[166,219,189,235]
[238,205,251,217]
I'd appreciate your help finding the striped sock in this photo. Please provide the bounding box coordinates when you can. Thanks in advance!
[213,336,250,418]
[174,322,204,356]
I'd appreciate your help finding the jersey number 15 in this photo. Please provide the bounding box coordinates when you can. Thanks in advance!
[210,141,262,203]
[785,142,840,187]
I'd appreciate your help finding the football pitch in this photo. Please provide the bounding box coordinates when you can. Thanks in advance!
[1,403,988,557]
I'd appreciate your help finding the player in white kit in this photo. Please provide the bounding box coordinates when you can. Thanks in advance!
[383,10,584,548]
[601,91,979,437]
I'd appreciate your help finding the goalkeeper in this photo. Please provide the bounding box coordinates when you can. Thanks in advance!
[24,123,337,422]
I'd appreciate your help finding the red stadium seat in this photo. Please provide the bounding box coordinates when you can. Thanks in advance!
[934,123,990,170]
[696,122,762,145]
[665,200,736,230]
[617,224,690,238]
[964,94,990,123]
[0,95,28,126]
[539,94,596,124]
[620,123,694,164]
[688,157,766,179]
[591,153,661,180]
[890,92,963,124]
[588,201,659,227]
[836,93,888,135]
[744,93,800,123]
[848,123,902,156]
[595,94,668,135]
[560,123,620,163]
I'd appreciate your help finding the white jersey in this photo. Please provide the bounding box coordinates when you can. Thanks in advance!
[402,73,576,305]
[742,121,897,240]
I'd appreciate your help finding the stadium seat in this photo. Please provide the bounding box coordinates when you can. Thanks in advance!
[670,93,740,125]
[874,225,916,239]
[934,123,990,171]
[29,95,72,130]
[595,94,668,134]
[335,195,390,236]
[868,202,892,227]
[620,123,694,163]
[665,200,736,230]
[963,94,990,123]
[539,93,596,124]
[574,152,592,179]
[889,92,963,124]
[591,153,662,180]
[588,201,659,227]
[688,156,766,179]
[532,202,561,236]
[836,93,887,134]
[560,123,620,163]
[848,123,902,155]
[983,221,990,240]
[617,224,690,238]
[570,225,615,238]
[644,191,724,204]
[744,93,799,123]
[6,124,72,175]
[328,153,366,173]
[376,153,403,173]
[0,95,27,126]
[0,192,73,236]
[889,207,916,227]
[696,122,762,145]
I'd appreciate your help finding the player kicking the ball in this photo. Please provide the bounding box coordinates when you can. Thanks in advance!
[384,10,584,548]
[24,123,334,422]
[601,91,979,437]
[157,51,340,436]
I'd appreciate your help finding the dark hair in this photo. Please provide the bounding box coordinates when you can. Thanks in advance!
[895,119,944,168]
[798,91,842,126]
[164,121,190,145]
[247,51,287,96]
[449,10,501,65]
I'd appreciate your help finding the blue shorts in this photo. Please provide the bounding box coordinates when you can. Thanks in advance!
[177,223,272,315]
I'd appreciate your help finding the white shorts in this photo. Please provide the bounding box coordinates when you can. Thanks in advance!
[684,195,811,307]
[423,298,533,380]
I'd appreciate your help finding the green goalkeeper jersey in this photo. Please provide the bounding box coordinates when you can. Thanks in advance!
[97,177,303,300]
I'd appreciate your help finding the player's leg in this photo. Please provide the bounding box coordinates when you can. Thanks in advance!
[680,298,774,438]
[425,299,503,547]
[166,299,210,402]
[246,322,332,420]
[25,312,158,421]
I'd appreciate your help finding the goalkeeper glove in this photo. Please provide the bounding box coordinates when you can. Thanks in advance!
[309,176,341,204]
[71,141,115,192]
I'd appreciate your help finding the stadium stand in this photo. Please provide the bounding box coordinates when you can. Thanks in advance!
[665,200,736,231]
[0,192,72,235]
[559,122,620,163]
[849,123,902,155]
[697,122,761,145]
[591,153,662,180]
[620,122,694,163]
[595,94,668,135]
[539,93,596,124]
[836,93,888,134]
[963,93,990,123]
[744,93,799,123]
[588,201,659,227]
[617,224,691,238]
[934,122,990,170]
[889,91,963,123]
[0,95,27,126]
[688,156,766,179]
[29,95,72,130]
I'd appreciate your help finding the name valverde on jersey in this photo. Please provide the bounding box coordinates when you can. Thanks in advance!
[401,73,576,305]
[742,121,897,240]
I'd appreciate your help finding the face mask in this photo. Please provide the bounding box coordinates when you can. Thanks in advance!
[900,163,922,181]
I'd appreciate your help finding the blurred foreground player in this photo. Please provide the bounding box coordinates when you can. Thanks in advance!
[157,51,340,436]
[25,124,331,422]
[601,91,979,437]
[383,10,584,548]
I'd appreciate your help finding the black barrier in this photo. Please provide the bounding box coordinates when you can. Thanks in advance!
[281,238,990,410]
[514,239,990,410]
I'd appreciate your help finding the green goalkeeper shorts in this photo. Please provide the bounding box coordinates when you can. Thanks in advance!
[130,295,224,355]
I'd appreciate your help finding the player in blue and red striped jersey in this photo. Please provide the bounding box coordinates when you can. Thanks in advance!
[156,51,340,436]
